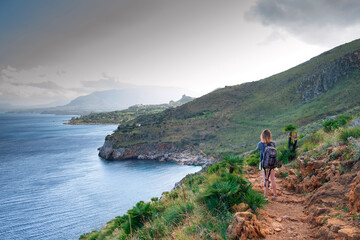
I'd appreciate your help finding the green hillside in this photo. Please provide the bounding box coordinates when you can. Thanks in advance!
[106,39,360,157]
[81,115,360,239]
[66,95,194,125]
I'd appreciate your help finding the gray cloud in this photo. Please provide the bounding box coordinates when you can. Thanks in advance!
[248,0,360,46]
[2,0,350,106]
[81,73,135,90]
[0,66,78,105]
[26,81,65,90]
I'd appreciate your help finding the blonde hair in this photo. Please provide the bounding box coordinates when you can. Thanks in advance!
[260,129,272,144]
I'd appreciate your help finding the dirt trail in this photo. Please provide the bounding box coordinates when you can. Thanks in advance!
[245,169,315,240]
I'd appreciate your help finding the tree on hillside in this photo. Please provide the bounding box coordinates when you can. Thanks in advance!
[283,124,298,152]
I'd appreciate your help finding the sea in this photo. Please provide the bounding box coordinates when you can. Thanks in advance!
[0,113,201,240]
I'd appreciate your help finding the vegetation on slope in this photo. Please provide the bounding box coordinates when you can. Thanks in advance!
[277,114,360,239]
[106,39,360,157]
[67,95,194,125]
[80,155,266,240]
[81,110,360,239]
[80,110,360,239]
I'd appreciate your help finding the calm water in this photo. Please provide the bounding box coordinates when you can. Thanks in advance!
[0,113,201,240]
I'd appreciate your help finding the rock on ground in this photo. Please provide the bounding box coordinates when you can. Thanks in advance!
[226,211,266,240]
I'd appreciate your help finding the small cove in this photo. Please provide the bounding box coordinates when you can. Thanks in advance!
[0,113,201,240]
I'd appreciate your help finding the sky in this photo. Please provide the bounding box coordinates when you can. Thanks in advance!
[0,0,360,106]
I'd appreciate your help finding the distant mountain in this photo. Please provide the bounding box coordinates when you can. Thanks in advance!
[101,38,360,159]
[9,86,194,115]
[66,95,194,125]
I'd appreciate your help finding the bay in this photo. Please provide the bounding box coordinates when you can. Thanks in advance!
[0,113,201,240]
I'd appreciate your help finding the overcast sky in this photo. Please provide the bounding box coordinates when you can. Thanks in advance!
[1,0,359,106]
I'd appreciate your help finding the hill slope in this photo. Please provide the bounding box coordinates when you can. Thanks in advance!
[66,95,194,125]
[100,39,360,161]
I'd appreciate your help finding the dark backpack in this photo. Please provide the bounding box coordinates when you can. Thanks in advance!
[261,142,277,170]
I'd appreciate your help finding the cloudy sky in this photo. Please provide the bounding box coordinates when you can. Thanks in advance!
[1,0,359,106]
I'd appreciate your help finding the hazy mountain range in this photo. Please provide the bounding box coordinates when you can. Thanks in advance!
[7,86,193,115]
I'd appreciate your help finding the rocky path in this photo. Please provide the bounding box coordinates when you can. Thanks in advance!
[245,169,315,239]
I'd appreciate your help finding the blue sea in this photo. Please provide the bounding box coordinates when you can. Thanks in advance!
[0,113,201,240]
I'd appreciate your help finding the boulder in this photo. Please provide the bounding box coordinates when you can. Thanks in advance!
[348,173,360,213]
[226,212,266,240]
[338,227,360,240]
[350,118,360,129]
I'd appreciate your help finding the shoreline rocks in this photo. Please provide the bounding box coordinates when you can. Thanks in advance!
[98,140,213,166]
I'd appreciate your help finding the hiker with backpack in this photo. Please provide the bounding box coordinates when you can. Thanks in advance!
[256,129,277,200]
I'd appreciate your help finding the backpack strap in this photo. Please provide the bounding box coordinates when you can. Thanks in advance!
[264,168,272,188]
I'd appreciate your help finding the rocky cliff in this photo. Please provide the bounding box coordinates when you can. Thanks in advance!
[296,50,360,102]
[98,140,213,166]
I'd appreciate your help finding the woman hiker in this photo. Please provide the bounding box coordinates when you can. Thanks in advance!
[256,129,277,200]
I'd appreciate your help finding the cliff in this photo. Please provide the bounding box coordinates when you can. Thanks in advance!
[98,141,213,166]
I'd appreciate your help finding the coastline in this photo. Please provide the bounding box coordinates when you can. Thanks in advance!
[98,140,214,166]
[64,122,119,125]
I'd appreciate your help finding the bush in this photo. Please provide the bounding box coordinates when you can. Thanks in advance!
[207,154,245,174]
[186,175,206,188]
[323,119,338,132]
[245,188,267,212]
[137,201,194,239]
[122,201,155,234]
[339,127,360,142]
[161,201,194,226]
[245,151,260,166]
[308,132,324,145]
[198,173,250,213]
[323,115,351,132]
[277,144,296,164]
[338,115,351,125]
[283,124,297,132]
[299,132,324,152]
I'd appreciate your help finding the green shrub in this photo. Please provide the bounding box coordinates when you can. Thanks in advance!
[277,144,296,164]
[338,115,352,125]
[299,134,306,139]
[168,191,179,200]
[245,188,267,212]
[122,201,155,234]
[245,151,260,166]
[207,154,245,174]
[308,132,324,144]
[300,132,324,152]
[323,115,351,132]
[339,127,360,142]
[195,210,233,239]
[85,232,99,240]
[137,201,195,239]
[162,201,194,226]
[137,220,166,239]
[207,162,222,174]
[186,174,206,188]
[283,124,297,132]
[323,119,338,132]
[347,137,360,162]
[198,173,250,213]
